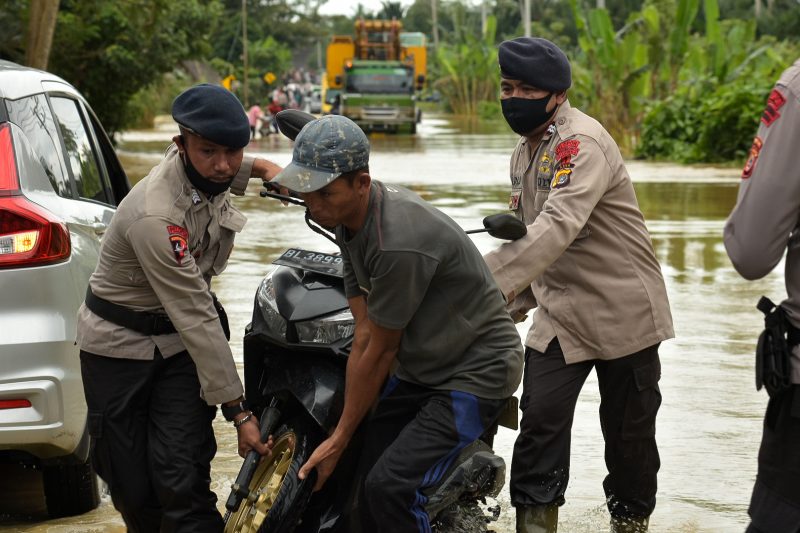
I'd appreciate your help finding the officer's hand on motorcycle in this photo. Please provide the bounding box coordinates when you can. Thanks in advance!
[235,415,273,458]
[252,158,283,182]
[298,435,346,491]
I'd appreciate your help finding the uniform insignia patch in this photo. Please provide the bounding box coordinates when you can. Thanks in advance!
[509,190,522,210]
[742,137,763,179]
[555,140,580,160]
[511,174,522,187]
[191,189,202,205]
[761,89,786,127]
[538,152,552,174]
[167,225,189,265]
[556,140,580,169]
[551,168,572,189]
[536,176,552,190]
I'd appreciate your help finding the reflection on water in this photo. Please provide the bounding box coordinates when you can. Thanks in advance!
[2,115,780,532]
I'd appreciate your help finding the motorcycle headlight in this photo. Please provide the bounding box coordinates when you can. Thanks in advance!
[256,274,287,339]
[295,309,355,344]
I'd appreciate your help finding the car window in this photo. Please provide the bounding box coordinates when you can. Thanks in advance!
[5,94,72,197]
[50,96,110,204]
[86,109,130,206]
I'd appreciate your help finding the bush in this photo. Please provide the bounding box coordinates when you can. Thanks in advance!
[637,76,774,163]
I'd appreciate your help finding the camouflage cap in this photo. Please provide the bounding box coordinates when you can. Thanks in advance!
[272,115,370,193]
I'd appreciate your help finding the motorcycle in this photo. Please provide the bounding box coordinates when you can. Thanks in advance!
[222,110,526,533]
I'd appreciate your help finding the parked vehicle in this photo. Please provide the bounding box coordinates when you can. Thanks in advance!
[0,60,130,517]
[222,110,522,533]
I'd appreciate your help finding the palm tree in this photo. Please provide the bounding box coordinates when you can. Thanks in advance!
[379,1,404,19]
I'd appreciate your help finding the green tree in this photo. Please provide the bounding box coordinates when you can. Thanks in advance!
[0,0,27,61]
[46,0,222,137]
[378,1,405,19]
[435,15,499,115]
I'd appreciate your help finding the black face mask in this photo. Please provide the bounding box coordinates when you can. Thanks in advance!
[181,148,235,196]
[501,94,556,136]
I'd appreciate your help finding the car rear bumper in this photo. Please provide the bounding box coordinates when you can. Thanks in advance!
[0,262,88,461]
[0,339,87,460]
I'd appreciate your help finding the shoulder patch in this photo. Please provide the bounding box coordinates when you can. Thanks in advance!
[761,89,786,127]
[742,137,763,179]
[555,139,580,168]
[556,140,580,160]
[167,225,189,265]
[551,168,572,189]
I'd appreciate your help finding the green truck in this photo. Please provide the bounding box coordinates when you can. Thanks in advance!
[325,21,426,134]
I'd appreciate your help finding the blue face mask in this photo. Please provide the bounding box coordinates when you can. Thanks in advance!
[501,94,555,136]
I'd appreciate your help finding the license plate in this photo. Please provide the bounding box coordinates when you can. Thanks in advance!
[272,248,344,278]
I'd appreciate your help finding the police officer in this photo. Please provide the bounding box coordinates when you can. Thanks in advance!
[483,38,674,532]
[271,115,524,532]
[724,58,800,533]
[76,84,278,532]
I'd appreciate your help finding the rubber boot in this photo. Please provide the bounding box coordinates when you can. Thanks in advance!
[516,505,558,533]
[610,515,649,533]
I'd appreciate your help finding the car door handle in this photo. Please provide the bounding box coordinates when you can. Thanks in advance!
[91,222,107,236]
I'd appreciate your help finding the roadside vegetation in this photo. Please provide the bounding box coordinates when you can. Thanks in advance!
[1,0,797,162]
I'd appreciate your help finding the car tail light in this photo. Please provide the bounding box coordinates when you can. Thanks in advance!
[0,399,32,410]
[0,123,71,269]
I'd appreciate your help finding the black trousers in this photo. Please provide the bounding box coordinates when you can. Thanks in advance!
[80,349,222,533]
[355,377,506,533]
[510,339,662,519]
[746,384,800,533]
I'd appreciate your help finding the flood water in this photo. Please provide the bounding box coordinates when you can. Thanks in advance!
[0,115,780,532]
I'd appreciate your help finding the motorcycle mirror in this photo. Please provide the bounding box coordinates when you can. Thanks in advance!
[275,109,316,141]
[465,213,527,240]
[484,213,527,240]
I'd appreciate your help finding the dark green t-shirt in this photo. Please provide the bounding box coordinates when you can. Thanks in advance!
[336,181,523,400]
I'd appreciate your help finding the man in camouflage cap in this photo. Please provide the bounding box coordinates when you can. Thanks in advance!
[274,115,524,531]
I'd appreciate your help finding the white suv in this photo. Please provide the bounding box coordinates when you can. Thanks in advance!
[0,61,129,516]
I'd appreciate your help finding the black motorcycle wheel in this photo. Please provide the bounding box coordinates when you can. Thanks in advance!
[225,422,320,533]
[432,502,489,533]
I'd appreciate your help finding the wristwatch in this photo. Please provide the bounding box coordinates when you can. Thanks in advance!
[221,399,249,422]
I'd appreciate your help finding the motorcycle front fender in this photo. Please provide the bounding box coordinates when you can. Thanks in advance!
[261,356,345,434]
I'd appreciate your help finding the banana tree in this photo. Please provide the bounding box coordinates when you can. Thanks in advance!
[434,14,499,115]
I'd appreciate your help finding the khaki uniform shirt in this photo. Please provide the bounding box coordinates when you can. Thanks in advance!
[484,100,674,364]
[76,146,256,405]
[724,58,800,383]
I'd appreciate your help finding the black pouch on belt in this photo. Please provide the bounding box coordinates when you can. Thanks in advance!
[212,294,230,341]
[755,296,796,398]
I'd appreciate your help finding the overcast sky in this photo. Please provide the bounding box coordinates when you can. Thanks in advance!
[317,0,410,16]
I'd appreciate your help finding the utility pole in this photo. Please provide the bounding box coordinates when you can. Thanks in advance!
[431,0,440,50]
[524,0,531,37]
[242,0,249,107]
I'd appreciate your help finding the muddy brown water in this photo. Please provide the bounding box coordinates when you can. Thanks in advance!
[1,115,774,532]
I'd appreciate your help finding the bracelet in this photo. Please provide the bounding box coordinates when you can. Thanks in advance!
[233,411,253,428]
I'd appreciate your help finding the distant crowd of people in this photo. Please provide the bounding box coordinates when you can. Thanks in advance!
[246,68,321,139]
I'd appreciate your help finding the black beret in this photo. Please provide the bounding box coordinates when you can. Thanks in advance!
[171,84,250,149]
[499,37,572,93]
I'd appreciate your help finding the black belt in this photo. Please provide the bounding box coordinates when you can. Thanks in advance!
[85,286,177,336]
